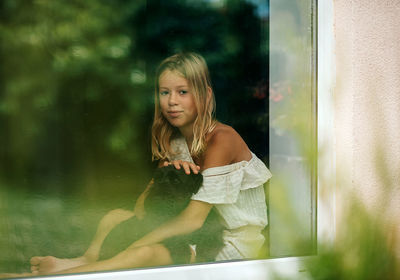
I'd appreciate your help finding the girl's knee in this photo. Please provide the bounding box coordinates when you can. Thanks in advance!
[124,244,172,266]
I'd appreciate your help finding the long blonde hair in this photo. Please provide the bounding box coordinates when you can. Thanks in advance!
[151,52,217,160]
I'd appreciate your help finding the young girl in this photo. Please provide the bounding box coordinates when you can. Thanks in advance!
[25,52,272,275]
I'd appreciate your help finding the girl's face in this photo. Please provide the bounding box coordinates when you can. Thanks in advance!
[158,70,198,134]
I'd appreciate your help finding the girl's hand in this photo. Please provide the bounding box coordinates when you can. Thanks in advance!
[163,160,200,175]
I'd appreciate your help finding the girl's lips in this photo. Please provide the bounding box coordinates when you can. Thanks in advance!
[167,111,182,117]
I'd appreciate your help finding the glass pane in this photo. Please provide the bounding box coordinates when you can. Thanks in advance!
[269,0,317,257]
[0,0,271,276]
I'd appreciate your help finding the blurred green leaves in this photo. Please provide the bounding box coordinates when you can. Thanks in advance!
[0,0,151,195]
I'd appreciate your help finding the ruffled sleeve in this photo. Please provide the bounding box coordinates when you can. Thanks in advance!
[191,153,272,204]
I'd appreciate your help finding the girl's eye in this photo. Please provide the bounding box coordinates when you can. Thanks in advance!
[160,91,169,96]
[179,90,188,95]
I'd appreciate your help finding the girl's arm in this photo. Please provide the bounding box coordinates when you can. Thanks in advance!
[128,200,213,249]
[133,178,154,219]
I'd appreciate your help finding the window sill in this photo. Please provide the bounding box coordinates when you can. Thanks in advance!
[29,256,313,280]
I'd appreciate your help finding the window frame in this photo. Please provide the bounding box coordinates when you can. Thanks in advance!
[25,0,335,279]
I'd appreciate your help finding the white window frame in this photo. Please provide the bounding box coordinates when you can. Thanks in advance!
[26,1,335,279]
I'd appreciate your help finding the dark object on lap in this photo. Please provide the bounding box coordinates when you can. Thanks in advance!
[99,166,224,264]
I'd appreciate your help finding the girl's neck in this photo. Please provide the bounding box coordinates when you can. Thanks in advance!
[183,135,194,151]
[179,127,194,150]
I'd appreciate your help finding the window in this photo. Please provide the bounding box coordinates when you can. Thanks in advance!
[0,0,335,279]
[269,0,317,257]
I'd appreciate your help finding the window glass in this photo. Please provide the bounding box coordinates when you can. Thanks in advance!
[0,0,270,275]
[0,0,317,276]
[269,0,317,257]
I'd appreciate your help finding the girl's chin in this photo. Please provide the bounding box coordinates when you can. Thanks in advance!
[169,120,194,131]
[168,119,184,127]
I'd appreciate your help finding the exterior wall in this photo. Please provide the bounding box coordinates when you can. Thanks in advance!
[334,0,400,254]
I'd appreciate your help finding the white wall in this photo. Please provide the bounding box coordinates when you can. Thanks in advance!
[334,0,400,254]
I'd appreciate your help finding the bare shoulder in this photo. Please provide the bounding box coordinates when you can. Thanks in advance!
[207,123,240,146]
[201,123,251,169]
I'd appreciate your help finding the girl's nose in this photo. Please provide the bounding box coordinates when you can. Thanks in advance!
[168,92,178,105]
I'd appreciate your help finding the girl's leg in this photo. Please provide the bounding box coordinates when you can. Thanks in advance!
[83,209,135,260]
[30,209,135,274]
[0,272,35,279]
[39,244,173,275]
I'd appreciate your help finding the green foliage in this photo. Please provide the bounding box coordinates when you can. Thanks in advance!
[305,200,399,279]
[0,0,152,197]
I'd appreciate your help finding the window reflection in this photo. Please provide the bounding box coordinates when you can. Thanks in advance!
[269,0,317,257]
[0,0,271,276]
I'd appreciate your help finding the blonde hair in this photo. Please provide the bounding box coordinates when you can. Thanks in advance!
[151,52,217,160]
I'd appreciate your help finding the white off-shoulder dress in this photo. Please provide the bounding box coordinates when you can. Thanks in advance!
[169,137,272,260]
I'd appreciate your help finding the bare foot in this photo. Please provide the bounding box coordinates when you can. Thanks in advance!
[30,256,90,275]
